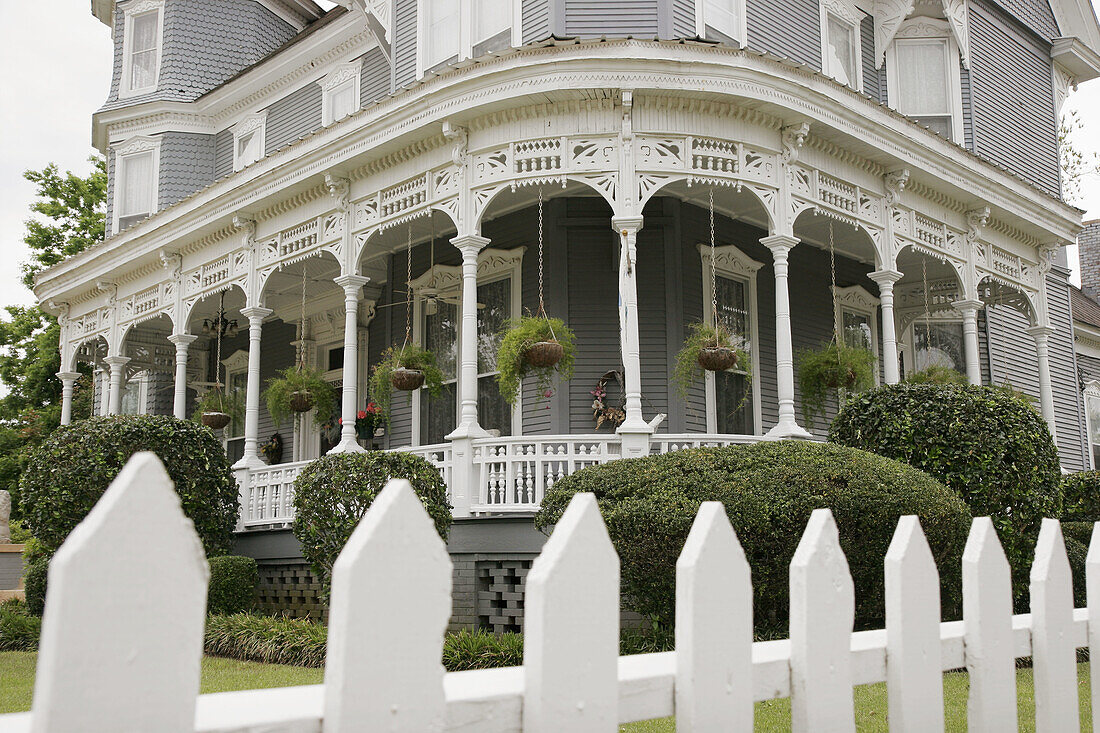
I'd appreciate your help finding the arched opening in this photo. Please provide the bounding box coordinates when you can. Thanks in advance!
[70,335,108,419]
[116,313,175,417]
[893,245,969,380]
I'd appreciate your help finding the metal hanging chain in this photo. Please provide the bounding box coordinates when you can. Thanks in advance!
[214,290,224,392]
[922,258,933,355]
[298,262,308,369]
[538,188,545,317]
[710,187,719,334]
[404,224,413,348]
[829,219,840,346]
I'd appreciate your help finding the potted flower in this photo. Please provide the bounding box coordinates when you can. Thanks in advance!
[796,341,876,423]
[260,432,284,464]
[368,344,446,422]
[193,387,244,430]
[672,322,751,399]
[354,402,383,442]
[496,315,576,407]
[263,365,336,426]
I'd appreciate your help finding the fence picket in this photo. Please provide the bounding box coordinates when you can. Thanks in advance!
[1029,518,1079,731]
[884,515,944,732]
[323,479,452,733]
[31,452,208,733]
[523,492,618,732]
[789,508,855,732]
[1089,523,1100,732]
[675,502,752,732]
[962,517,1016,732]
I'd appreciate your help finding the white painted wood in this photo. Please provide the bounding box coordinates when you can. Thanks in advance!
[789,508,855,732]
[1029,518,1079,731]
[884,515,944,732]
[1088,522,1100,732]
[675,502,752,732]
[962,517,1017,732]
[523,492,619,733]
[323,478,452,732]
[30,452,209,733]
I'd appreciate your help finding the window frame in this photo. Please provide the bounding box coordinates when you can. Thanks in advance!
[231,112,267,171]
[885,18,965,143]
[901,315,967,380]
[698,243,763,435]
[119,0,165,99]
[321,61,362,126]
[119,370,150,416]
[1085,379,1100,470]
[820,0,863,91]
[832,284,880,384]
[112,135,161,234]
[695,0,747,46]
[417,0,519,77]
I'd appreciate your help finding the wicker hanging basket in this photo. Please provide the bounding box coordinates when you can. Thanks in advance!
[697,346,739,372]
[524,340,564,368]
[391,367,425,391]
[289,391,314,413]
[201,412,231,430]
[824,368,859,390]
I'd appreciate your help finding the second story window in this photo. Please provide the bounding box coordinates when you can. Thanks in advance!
[424,0,461,70]
[321,61,362,126]
[121,0,164,98]
[113,135,160,233]
[232,113,267,171]
[420,0,515,75]
[697,0,745,45]
[886,19,964,142]
[821,0,862,89]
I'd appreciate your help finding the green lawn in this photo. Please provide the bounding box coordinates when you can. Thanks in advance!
[1,652,1092,731]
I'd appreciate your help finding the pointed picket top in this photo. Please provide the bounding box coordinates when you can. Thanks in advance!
[524,492,619,733]
[1087,522,1100,733]
[1029,518,1079,732]
[31,452,208,733]
[789,508,855,733]
[962,517,1016,733]
[323,479,452,733]
[675,502,752,733]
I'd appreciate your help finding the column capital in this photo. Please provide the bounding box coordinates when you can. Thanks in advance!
[168,333,198,347]
[450,234,490,254]
[56,371,81,382]
[1026,325,1056,339]
[611,215,644,234]
[760,234,799,254]
[240,306,273,322]
[334,274,370,294]
[103,355,131,368]
[868,269,903,285]
[951,299,985,315]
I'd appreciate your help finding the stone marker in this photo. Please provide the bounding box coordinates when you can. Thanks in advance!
[0,490,10,544]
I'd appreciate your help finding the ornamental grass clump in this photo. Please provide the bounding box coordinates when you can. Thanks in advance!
[368,344,446,422]
[263,365,337,426]
[496,315,576,407]
[796,341,876,424]
[672,322,751,400]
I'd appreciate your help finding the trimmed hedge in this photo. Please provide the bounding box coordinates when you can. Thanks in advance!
[19,416,238,557]
[292,451,452,593]
[207,556,259,616]
[829,383,1062,601]
[534,441,971,631]
[23,558,47,617]
[1061,470,1100,522]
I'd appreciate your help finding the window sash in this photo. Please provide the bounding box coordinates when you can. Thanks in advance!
[826,14,857,87]
[713,274,753,433]
[912,321,965,375]
[842,309,873,350]
[895,39,951,116]
[128,11,159,90]
[425,0,461,67]
[704,0,739,39]
[1087,392,1100,468]
[329,82,357,123]
[119,151,154,218]
[472,0,510,45]
[237,131,260,166]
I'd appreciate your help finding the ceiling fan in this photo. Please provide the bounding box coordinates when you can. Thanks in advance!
[376,285,484,315]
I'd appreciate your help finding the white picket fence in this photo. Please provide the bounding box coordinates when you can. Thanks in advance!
[2,451,1098,732]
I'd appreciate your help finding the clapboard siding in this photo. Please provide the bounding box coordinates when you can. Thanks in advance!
[672,0,696,37]
[961,66,974,151]
[564,0,660,36]
[1082,353,1100,383]
[523,0,552,42]
[861,16,882,103]
[360,46,391,105]
[746,0,821,69]
[158,132,216,210]
[213,128,233,180]
[394,0,418,88]
[265,82,323,156]
[969,0,1059,196]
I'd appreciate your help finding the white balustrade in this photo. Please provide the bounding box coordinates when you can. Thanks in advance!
[8,452,1100,732]
[651,433,758,454]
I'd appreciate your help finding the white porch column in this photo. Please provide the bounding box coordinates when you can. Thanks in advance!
[57,371,80,425]
[762,235,813,439]
[447,235,490,518]
[234,307,272,470]
[104,356,130,416]
[96,367,109,416]
[168,334,197,420]
[869,269,903,384]
[330,275,370,454]
[952,299,984,386]
[611,217,653,458]
[1027,325,1058,440]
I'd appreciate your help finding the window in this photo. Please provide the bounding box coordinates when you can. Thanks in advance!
[697,0,745,43]
[820,0,862,89]
[700,244,763,435]
[1085,381,1100,469]
[423,0,461,70]
[833,285,879,380]
[471,0,512,56]
[113,136,160,233]
[909,320,966,376]
[232,113,267,171]
[120,1,164,97]
[886,19,964,142]
[119,372,149,415]
[321,61,362,126]
[419,0,516,75]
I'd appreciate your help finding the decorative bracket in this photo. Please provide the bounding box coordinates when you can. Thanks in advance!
[159,250,183,280]
[232,214,257,247]
[442,122,468,168]
[883,168,909,208]
[781,123,810,164]
[964,206,989,247]
[1037,243,1061,276]
[96,280,118,307]
[873,0,915,68]
[325,174,351,214]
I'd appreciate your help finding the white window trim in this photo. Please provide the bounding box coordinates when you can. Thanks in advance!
[111,134,161,234]
[321,60,362,126]
[222,350,250,443]
[120,371,150,415]
[820,0,864,91]
[119,0,165,99]
[900,314,965,379]
[1085,379,1100,470]
[409,247,525,446]
[695,0,747,46]
[231,111,268,171]
[698,244,763,435]
[833,284,880,384]
[885,17,965,144]
[417,0,517,78]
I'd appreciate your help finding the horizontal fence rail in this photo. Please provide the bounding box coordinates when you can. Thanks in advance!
[22,453,1097,732]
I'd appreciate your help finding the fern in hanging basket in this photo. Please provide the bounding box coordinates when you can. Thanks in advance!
[193,387,245,430]
[672,322,751,400]
[796,341,876,424]
[496,315,576,407]
[263,365,337,427]
[368,344,446,423]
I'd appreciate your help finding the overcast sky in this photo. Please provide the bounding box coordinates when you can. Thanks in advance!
[0,0,1091,313]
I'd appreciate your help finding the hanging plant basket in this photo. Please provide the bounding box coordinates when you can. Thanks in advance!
[673,322,750,399]
[697,345,739,372]
[368,344,446,424]
[193,387,243,430]
[496,315,576,407]
[524,340,564,369]
[289,391,314,413]
[796,340,876,424]
[263,365,336,426]
[391,367,425,391]
[201,412,231,430]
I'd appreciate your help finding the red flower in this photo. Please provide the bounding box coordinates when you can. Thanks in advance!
[357,410,368,419]
[338,418,343,425]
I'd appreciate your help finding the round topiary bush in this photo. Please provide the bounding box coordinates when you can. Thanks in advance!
[292,451,452,592]
[534,441,971,632]
[207,556,259,615]
[829,383,1061,598]
[19,415,238,557]
[1060,470,1100,522]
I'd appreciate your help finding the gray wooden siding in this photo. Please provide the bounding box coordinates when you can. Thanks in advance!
[861,16,882,103]
[394,0,418,88]
[522,0,552,42]
[1082,353,1100,383]
[214,128,234,180]
[745,0,821,70]
[672,0,696,37]
[158,132,216,210]
[961,66,974,151]
[360,46,392,106]
[968,0,1060,196]
[564,0,660,36]
[265,82,323,156]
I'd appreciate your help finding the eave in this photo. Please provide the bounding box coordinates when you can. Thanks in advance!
[1053,37,1100,82]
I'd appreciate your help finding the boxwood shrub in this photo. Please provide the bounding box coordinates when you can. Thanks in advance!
[19,416,238,557]
[207,556,259,615]
[829,383,1062,602]
[292,451,452,593]
[23,558,47,617]
[1060,470,1100,522]
[0,600,40,651]
[534,441,971,632]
